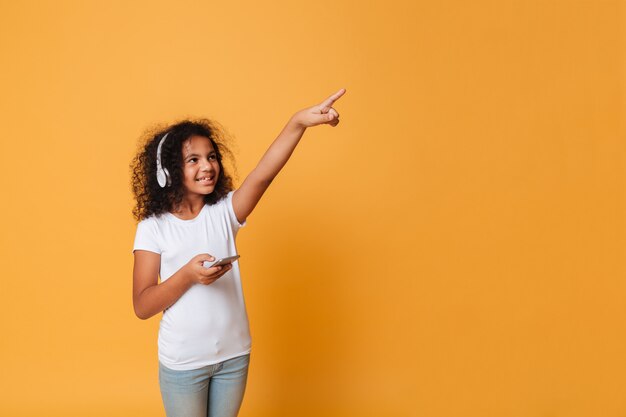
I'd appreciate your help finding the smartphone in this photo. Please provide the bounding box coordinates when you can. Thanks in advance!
[202,255,240,269]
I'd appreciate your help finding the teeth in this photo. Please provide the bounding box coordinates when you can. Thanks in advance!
[197,176,213,181]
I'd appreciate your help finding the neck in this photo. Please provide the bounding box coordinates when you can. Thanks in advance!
[172,194,205,215]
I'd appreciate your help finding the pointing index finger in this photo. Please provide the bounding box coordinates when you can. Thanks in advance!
[319,88,346,110]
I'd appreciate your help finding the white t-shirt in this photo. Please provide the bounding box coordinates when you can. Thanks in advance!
[132,190,251,370]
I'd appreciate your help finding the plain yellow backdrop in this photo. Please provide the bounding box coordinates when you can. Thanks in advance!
[0,1,624,416]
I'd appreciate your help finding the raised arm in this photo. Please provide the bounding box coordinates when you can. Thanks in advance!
[232,88,346,223]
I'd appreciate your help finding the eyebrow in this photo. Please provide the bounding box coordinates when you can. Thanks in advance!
[184,151,216,159]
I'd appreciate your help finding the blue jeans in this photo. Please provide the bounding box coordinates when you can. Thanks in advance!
[158,353,250,417]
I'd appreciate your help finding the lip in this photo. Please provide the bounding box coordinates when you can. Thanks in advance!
[196,177,215,185]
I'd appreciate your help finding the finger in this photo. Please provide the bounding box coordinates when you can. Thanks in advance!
[213,266,231,280]
[202,265,223,277]
[202,271,222,284]
[199,254,215,263]
[308,111,337,126]
[211,263,233,277]
[319,88,346,112]
[202,264,232,283]
[324,109,339,125]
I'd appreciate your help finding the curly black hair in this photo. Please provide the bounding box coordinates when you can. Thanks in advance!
[130,118,239,222]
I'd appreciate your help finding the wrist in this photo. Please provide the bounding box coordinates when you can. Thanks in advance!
[179,265,194,287]
[288,113,307,130]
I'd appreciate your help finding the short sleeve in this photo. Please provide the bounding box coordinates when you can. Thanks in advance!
[226,190,247,232]
[132,217,162,254]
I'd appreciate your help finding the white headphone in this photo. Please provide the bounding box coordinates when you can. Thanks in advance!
[156,132,171,188]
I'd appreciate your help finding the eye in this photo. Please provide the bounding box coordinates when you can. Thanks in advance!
[188,158,197,163]
[209,154,217,160]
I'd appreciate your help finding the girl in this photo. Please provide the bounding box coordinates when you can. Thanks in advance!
[130,88,346,417]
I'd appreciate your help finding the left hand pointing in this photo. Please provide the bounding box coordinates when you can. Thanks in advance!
[292,88,346,128]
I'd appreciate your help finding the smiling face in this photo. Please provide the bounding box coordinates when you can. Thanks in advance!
[181,135,221,196]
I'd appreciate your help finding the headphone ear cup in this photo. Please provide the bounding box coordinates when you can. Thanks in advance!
[157,168,167,188]
[163,167,171,186]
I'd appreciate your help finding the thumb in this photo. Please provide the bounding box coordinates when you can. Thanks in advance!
[200,253,215,262]
[312,113,335,125]
[325,112,336,122]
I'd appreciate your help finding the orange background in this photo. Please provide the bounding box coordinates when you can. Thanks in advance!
[1,1,625,416]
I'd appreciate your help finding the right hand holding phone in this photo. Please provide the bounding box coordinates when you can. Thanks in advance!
[185,254,232,286]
